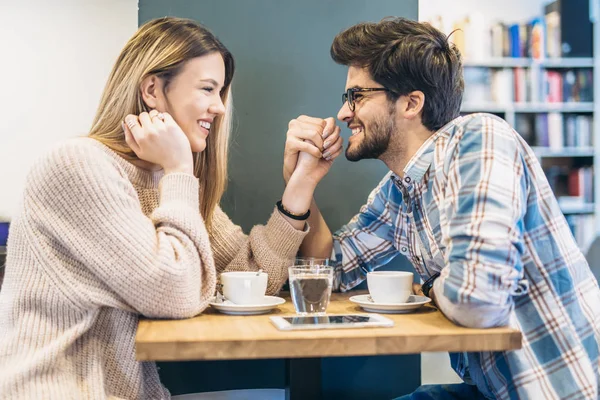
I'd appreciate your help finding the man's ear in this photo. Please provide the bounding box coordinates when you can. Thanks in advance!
[403,90,425,120]
[140,75,162,110]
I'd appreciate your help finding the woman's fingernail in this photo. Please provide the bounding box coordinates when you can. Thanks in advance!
[322,129,330,139]
[324,139,331,148]
[323,151,330,159]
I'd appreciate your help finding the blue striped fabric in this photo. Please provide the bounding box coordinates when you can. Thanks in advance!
[332,113,600,399]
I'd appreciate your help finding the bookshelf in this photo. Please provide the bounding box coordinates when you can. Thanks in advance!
[461,101,594,123]
[421,0,598,249]
[460,39,597,251]
[460,56,596,248]
[531,146,594,158]
[559,203,595,215]
[463,58,594,69]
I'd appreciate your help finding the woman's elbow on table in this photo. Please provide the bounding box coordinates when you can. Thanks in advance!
[144,303,206,320]
[136,288,206,319]
[131,270,214,319]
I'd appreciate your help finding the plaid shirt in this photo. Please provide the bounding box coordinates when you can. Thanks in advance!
[332,113,600,399]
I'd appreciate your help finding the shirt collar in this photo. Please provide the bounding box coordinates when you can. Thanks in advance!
[392,116,460,186]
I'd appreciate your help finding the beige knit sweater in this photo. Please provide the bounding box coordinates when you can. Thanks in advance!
[0,138,307,399]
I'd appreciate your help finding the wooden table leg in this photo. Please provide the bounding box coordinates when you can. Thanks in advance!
[285,358,322,400]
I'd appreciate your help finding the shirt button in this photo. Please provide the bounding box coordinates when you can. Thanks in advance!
[405,177,411,183]
[401,246,408,253]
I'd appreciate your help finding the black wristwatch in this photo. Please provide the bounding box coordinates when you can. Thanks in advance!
[421,272,440,298]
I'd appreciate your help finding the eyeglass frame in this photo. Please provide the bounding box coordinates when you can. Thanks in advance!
[342,87,392,111]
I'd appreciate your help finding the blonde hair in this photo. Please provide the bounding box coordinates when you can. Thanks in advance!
[89,17,235,231]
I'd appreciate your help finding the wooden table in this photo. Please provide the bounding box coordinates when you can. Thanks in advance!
[136,291,521,399]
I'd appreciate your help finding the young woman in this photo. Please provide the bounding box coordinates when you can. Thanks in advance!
[0,17,342,399]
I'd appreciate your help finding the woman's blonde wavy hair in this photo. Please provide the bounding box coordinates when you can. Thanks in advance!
[88,17,235,231]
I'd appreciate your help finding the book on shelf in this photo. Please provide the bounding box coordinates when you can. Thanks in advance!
[444,0,592,61]
[544,5,560,59]
[554,191,595,252]
[564,115,593,148]
[489,19,544,60]
[565,214,596,250]
[547,113,563,150]
[544,0,593,58]
[546,166,594,204]
[463,67,593,105]
[516,113,593,149]
[568,167,594,202]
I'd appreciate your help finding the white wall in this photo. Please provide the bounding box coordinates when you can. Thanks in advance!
[0,0,138,220]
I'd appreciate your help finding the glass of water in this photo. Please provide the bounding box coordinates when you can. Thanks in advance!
[289,257,333,315]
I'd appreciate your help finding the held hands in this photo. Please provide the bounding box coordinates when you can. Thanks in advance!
[283,115,343,186]
[123,110,194,175]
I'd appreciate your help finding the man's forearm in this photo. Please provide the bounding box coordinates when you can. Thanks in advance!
[299,198,333,258]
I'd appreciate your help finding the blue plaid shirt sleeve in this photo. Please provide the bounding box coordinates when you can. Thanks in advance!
[433,116,530,328]
[331,172,401,292]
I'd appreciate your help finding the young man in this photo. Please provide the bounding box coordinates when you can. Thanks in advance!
[284,17,600,399]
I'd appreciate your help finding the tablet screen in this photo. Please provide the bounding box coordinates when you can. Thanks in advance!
[270,313,394,330]
[282,315,373,325]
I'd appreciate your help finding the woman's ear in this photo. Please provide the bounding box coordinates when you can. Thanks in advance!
[140,75,162,110]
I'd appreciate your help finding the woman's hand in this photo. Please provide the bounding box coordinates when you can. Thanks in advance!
[123,110,194,175]
[283,115,343,186]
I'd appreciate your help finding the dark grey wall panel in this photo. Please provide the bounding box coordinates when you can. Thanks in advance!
[140,1,420,398]
[139,0,417,232]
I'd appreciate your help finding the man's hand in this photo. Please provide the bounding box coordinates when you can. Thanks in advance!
[413,283,424,296]
[413,282,437,306]
[283,115,343,186]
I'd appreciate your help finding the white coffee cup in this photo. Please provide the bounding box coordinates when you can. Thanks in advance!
[220,271,268,305]
[367,271,414,304]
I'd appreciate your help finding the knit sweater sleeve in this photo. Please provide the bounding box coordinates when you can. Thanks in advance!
[23,141,216,319]
[209,206,308,295]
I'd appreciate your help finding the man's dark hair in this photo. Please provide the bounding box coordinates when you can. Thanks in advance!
[330,17,464,131]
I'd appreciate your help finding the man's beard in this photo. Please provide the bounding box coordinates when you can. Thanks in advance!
[345,106,396,162]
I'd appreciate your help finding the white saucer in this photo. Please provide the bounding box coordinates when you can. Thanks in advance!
[209,296,285,315]
[349,294,431,313]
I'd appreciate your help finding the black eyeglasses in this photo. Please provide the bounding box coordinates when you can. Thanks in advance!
[342,87,390,111]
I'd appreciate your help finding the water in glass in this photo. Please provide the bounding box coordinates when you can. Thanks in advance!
[289,263,333,315]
